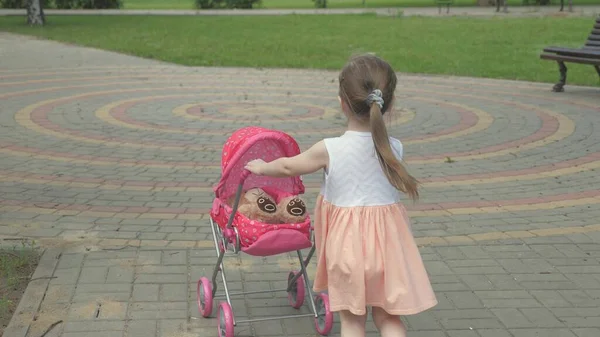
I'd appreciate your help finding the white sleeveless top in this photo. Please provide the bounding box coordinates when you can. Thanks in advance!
[320,130,404,207]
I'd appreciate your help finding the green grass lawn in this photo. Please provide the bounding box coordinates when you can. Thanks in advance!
[0,15,598,86]
[120,0,600,9]
[122,0,486,9]
[1,247,40,335]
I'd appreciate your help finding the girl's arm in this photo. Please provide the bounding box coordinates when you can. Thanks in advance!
[245,140,328,178]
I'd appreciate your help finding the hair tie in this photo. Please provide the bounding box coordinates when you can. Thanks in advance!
[366,89,384,109]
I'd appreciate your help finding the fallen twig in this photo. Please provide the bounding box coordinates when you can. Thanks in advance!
[38,320,63,337]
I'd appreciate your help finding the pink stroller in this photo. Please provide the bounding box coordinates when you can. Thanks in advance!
[196,126,334,337]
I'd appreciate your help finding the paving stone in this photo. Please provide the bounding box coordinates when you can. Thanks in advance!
[406,332,448,337]
[441,318,504,330]
[558,290,599,307]
[54,222,96,230]
[136,273,187,284]
[162,250,187,265]
[433,282,471,292]
[445,291,485,309]
[63,332,124,337]
[130,302,188,320]
[492,308,536,329]
[497,259,554,274]
[407,311,444,330]
[158,226,186,233]
[529,290,571,307]
[44,284,76,304]
[423,261,455,275]
[72,292,131,302]
[448,330,480,337]
[563,317,600,328]
[477,330,513,337]
[51,268,81,285]
[63,320,126,332]
[483,298,543,309]
[0,225,20,236]
[573,328,600,337]
[83,257,136,267]
[584,289,600,299]
[509,328,577,337]
[520,280,578,291]
[158,319,188,337]
[78,267,108,284]
[57,254,85,269]
[564,274,600,289]
[161,284,188,301]
[137,232,169,240]
[138,265,188,274]
[19,228,63,237]
[127,320,158,337]
[459,275,496,291]
[160,220,187,226]
[485,274,524,290]
[86,251,137,260]
[76,284,132,294]
[138,251,163,264]
[448,259,500,268]
[133,284,160,302]
[105,266,134,283]
[117,225,159,232]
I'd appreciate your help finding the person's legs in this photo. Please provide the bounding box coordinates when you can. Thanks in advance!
[371,307,407,337]
[339,310,367,337]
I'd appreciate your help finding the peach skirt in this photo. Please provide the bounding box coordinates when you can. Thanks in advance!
[312,195,438,316]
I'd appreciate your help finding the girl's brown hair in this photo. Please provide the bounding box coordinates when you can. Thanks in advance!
[338,54,419,200]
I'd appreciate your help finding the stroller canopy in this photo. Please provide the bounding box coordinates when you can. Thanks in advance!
[214,126,305,199]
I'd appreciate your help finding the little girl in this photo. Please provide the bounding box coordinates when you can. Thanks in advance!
[245,54,437,337]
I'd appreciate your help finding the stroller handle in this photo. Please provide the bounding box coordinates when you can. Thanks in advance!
[239,169,251,184]
[224,169,252,233]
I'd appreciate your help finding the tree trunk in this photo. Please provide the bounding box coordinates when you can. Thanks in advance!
[27,0,45,26]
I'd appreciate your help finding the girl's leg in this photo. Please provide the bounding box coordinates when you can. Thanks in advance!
[339,310,367,337]
[371,307,406,337]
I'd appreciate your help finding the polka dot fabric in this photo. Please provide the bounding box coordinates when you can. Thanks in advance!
[211,126,311,248]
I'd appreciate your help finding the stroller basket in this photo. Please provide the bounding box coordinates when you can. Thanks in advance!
[196,126,334,337]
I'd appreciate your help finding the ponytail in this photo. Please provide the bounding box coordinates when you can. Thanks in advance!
[369,103,420,201]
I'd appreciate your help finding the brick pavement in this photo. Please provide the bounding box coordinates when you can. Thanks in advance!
[1,33,600,337]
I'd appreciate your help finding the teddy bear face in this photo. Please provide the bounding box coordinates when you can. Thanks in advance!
[257,195,277,214]
[286,197,306,217]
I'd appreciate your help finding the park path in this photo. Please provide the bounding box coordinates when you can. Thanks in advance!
[0,5,600,17]
[1,32,600,337]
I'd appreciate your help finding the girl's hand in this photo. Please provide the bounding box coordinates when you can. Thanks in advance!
[245,159,267,175]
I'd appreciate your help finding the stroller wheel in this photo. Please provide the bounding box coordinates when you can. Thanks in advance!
[314,293,334,336]
[197,277,214,318]
[217,302,234,337]
[287,271,305,309]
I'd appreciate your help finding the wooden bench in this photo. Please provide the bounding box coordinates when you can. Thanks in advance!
[540,16,600,92]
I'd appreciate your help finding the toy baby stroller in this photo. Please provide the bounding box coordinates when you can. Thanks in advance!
[196,126,334,337]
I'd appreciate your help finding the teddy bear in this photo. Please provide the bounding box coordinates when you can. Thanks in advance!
[230,188,279,224]
[276,195,308,224]
[228,188,309,224]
